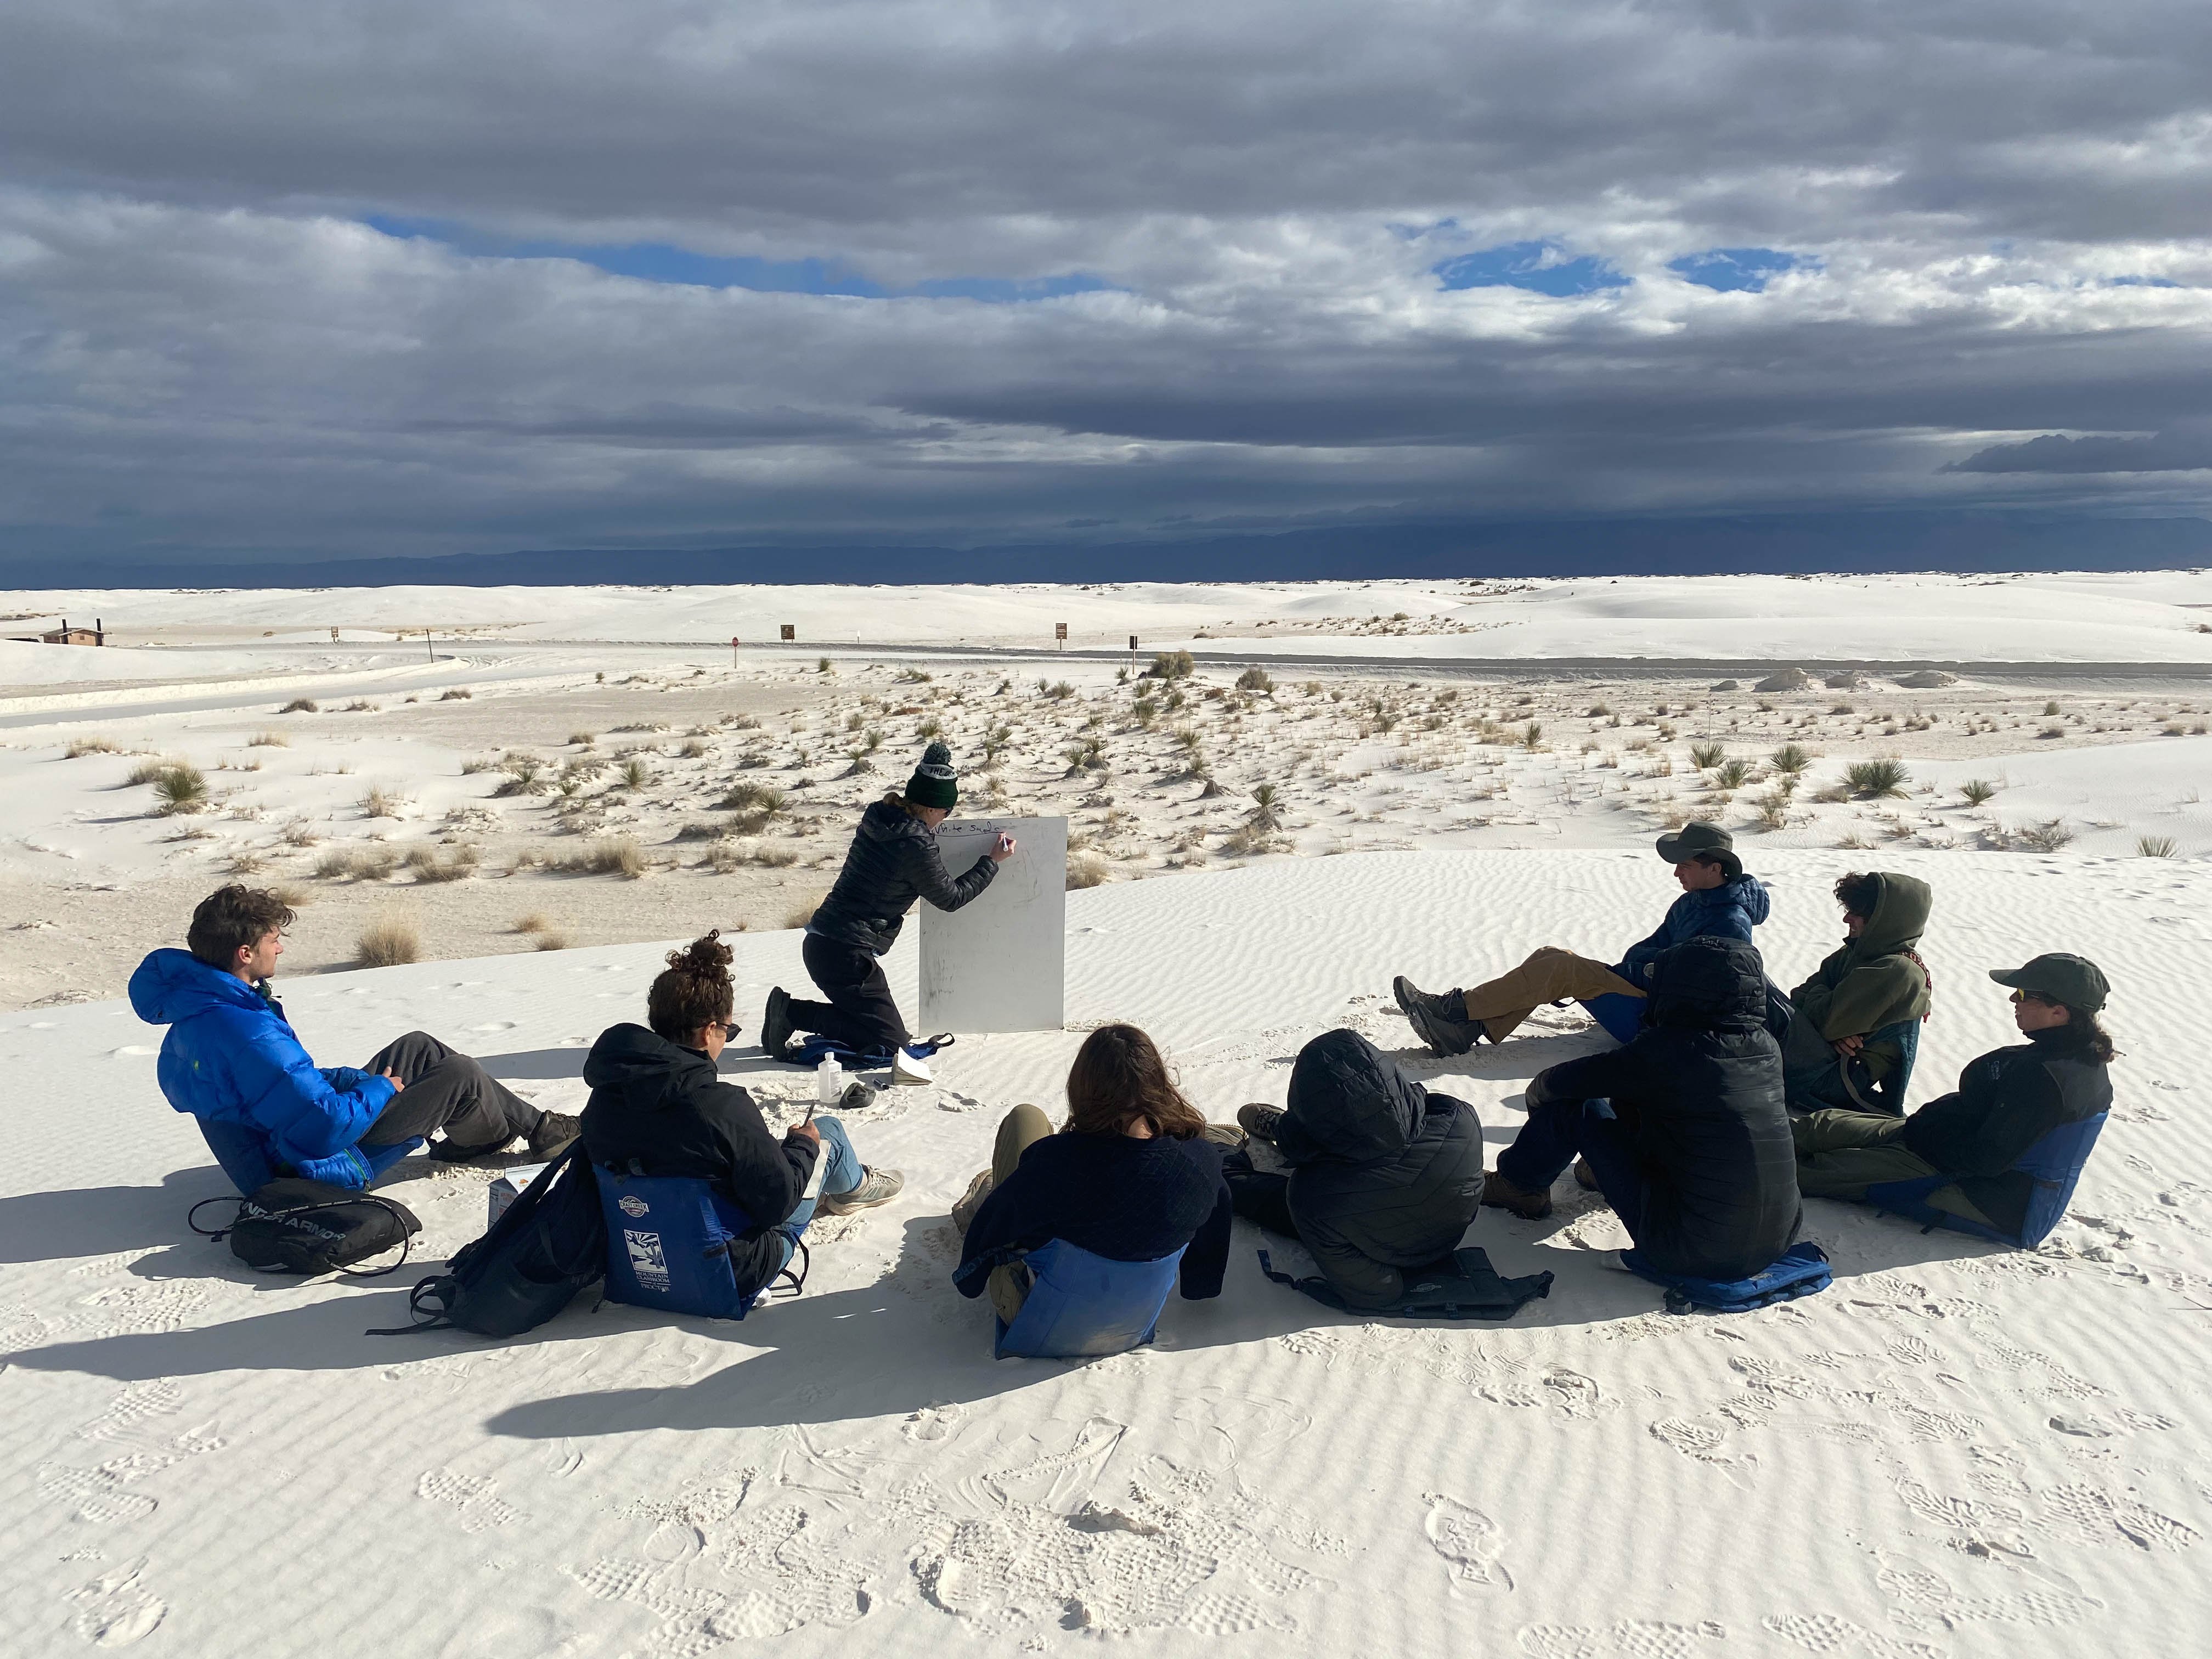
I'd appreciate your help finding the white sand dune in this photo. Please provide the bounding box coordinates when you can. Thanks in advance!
[3,848,2205,1657]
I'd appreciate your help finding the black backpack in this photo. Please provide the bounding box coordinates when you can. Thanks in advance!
[373,1143,606,1336]
[190,1178,421,1278]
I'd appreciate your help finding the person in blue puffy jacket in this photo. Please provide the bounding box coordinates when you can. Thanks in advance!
[1393,822,1772,1052]
[130,885,580,1191]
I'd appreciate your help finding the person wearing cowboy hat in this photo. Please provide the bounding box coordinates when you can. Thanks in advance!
[1792,952,2115,1238]
[1394,821,1770,1053]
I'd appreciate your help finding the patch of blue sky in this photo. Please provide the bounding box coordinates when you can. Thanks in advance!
[2107,275,2182,288]
[1668,247,1810,292]
[362,216,1111,301]
[1432,240,1630,296]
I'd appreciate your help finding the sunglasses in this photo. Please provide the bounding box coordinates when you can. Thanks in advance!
[2008,989,2058,1007]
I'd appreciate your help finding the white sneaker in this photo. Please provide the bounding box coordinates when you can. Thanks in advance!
[890,1048,934,1086]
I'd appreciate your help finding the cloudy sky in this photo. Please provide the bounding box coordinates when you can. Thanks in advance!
[4,0,2211,567]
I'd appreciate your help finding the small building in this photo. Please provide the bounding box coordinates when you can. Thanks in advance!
[8,617,105,647]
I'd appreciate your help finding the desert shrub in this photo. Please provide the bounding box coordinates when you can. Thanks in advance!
[2019,818,2075,851]
[315,845,398,881]
[342,699,378,713]
[440,687,473,701]
[2044,700,2062,716]
[896,667,932,684]
[568,730,596,747]
[359,784,405,819]
[1769,743,1810,774]
[1846,757,1910,798]
[1521,722,1543,750]
[1148,650,1195,681]
[513,912,551,934]
[65,735,120,758]
[718,780,787,815]
[1689,741,1727,770]
[562,836,647,878]
[1248,782,1284,831]
[1754,786,1793,830]
[226,849,267,875]
[533,930,573,952]
[248,730,288,748]
[279,698,318,714]
[619,758,652,790]
[356,913,421,968]
[1066,851,1111,889]
[404,844,479,883]
[1586,702,1612,718]
[1236,666,1274,693]
[152,764,210,815]
[678,737,709,759]
[2137,834,2179,858]
[1041,680,1075,701]
[280,818,320,847]
[782,891,827,929]
[126,755,183,786]
[1713,758,1753,790]
[1960,778,1997,805]
[492,758,548,797]
[817,657,832,673]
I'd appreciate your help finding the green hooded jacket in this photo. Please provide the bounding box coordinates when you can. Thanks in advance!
[1785,872,1933,1082]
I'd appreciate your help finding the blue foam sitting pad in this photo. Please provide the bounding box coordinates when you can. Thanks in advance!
[596,1169,761,1321]
[782,1033,948,1071]
[1865,1111,2107,1250]
[1578,992,1646,1045]
[1621,1240,1832,1314]
[196,1118,420,1195]
[993,1238,1185,1359]
[1260,1246,1554,1321]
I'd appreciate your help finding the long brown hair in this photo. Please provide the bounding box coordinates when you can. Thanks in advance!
[647,932,734,1041]
[1064,1024,1206,1139]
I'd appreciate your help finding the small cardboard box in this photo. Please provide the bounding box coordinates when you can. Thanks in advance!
[488,1162,551,1228]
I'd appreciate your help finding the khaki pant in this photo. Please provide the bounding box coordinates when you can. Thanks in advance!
[1791,1109,1993,1225]
[952,1103,1054,1324]
[1461,947,1643,1043]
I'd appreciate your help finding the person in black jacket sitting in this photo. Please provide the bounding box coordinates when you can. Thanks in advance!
[582,933,904,1305]
[952,1024,1233,1324]
[1483,935,1803,1283]
[1227,1029,1487,1310]
[1792,952,2114,1235]
[760,741,1013,1068]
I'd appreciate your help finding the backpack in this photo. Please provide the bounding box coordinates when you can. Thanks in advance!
[190,1178,421,1277]
[372,1143,606,1336]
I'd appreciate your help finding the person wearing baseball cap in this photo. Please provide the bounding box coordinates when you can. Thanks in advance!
[1394,821,1770,1053]
[1792,952,2115,1246]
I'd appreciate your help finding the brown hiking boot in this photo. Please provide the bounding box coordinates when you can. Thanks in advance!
[1235,1102,1284,1143]
[527,1110,583,1160]
[1573,1156,1598,1192]
[1482,1170,1554,1220]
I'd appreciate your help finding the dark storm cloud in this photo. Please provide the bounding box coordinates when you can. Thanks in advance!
[1,1,2210,562]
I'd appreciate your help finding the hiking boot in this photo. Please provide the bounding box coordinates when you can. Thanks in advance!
[1200,1122,1248,1149]
[430,1134,512,1163]
[1572,1156,1598,1192]
[820,1165,904,1215]
[838,1079,879,1113]
[951,1168,994,1234]
[1482,1170,1554,1220]
[760,986,794,1058]
[890,1048,934,1086]
[1393,975,1480,1057]
[1237,1102,1285,1143]
[527,1110,583,1160]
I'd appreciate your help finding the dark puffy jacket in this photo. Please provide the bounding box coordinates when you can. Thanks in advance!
[1273,1029,1487,1309]
[1618,876,1772,983]
[579,1023,819,1302]
[807,799,997,955]
[128,947,396,1188]
[1900,1027,2113,1238]
[1528,936,1802,1280]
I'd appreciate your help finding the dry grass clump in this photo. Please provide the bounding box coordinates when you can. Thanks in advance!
[279,697,318,714]
[248,730,289,748]
[782,891,827,929]
[342,699,379,714]
[1066,851,1112,888]
[359,784,407,819]
[356,912,421,968]
[560,836,647,878]
[1148,650,1195,681]
[2018,817,2076,851]
[404,844,481,883]
[567,730,596,747]
[533,929,574,951]
[314,845,399,882]
[513,912,552,934]
[126,755,185,786]
[268,883,312,908]
[64,735,120,758]
[439,687,473,701]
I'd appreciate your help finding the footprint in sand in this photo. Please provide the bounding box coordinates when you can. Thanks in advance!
[416,1468,523,1533]
[66,1559,166,1648]
[1423,1491,1511,1590]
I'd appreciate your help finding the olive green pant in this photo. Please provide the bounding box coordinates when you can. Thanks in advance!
[1462,947,1644,1043]
[1791,1109,1993,1226]
[952,1103,1054,1324]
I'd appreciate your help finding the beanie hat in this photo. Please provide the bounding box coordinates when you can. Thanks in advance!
[906,741,959,811]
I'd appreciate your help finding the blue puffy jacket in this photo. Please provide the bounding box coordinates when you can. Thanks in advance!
[1617,876,1771,984]
[128,949,396,1189]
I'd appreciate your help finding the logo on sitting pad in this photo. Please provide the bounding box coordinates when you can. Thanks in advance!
[617,1195,650,1218]
[624,1228,669,1290]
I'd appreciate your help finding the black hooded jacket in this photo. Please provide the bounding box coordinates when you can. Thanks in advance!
[1272,1030,1488,1308]
[1528,936,1802,1280]
[579,1023,819,1300]
[1900,1027,2112,1237]
[808,799,997,955]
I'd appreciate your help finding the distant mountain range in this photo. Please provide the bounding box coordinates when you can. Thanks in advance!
[5,512,2209,589]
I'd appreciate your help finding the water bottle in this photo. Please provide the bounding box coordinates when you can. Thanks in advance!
[816,1054,843,1105]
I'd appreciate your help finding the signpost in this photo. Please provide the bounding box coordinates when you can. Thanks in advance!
[780,624,796,641]
[730,634,741,669]
[1055,622,1068,650]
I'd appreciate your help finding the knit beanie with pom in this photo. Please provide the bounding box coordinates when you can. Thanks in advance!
[906,740,959,810]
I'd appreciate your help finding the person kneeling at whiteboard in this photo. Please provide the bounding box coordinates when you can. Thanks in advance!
[759,742,1014,1070]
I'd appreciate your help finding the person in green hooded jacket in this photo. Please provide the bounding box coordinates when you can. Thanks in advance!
[1781,871,1933,1113]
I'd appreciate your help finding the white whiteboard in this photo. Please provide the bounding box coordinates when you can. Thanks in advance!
[918,816,1066,1035]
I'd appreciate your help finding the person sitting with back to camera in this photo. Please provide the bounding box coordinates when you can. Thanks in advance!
[951,1024,1233,1349]
[582,933,903,1307]
[1393,822,1769,1053]
[759,741,1013,1081]
[1792,952,2114,1246]
[1781,870,1933,1113]
[131,884,579,1193]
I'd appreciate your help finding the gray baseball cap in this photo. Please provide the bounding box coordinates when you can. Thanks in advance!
[1989,952,2109,1013]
